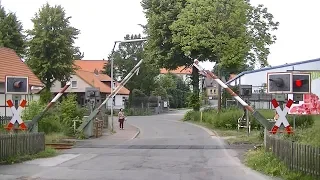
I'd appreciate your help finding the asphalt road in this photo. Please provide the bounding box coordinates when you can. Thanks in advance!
[0,110,275,180]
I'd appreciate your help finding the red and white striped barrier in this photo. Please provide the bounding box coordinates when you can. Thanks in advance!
[28,81,71,132]
[6,99,27,130]
[193,60,254,113]
[192,59,272,129]
[270,99,293,134]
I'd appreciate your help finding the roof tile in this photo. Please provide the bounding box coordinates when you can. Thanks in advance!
[0,47,43,87]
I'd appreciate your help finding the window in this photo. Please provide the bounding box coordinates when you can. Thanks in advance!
[71,81,77,88]
[210,89,213,94]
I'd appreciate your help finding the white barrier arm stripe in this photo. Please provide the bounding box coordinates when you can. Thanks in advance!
[234,96,249,106]
[214,79,228,89]
[51,93,63,102]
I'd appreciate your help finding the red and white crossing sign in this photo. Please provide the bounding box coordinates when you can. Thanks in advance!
[6,99,27,130]
[270,99,294,134]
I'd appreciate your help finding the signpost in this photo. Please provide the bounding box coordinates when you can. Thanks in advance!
[270,99,293,134]
[5,99,27,130]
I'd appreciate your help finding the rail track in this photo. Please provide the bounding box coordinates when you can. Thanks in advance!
[46,143,74,150]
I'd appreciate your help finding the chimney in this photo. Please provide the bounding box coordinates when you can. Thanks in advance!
[94,68,99,76]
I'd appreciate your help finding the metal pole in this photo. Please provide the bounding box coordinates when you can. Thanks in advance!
[77,60,143,131]
[110,42,116,132]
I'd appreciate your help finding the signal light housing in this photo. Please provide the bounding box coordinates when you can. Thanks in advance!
[292,73,311,94]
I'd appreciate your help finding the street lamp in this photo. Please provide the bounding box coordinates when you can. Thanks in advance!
[109,38,147,131]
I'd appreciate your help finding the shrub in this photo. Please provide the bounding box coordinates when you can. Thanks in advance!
[183,110,201,121]
[22,101,62,134]
[22,94,87,135]
[124,108,152,116]
[56,94,86,135]
[183,108,315,130]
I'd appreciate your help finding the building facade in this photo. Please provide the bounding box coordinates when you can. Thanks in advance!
[226,58,320,110]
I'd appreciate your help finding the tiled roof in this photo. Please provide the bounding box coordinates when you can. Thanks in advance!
[160,66,192,74]
[74,60,107,73]
[75,70,130,95]
[0,47,43,87]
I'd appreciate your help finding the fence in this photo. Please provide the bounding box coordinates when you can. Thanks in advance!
[265,135,320,178]
[0,133,45,162]
[0,116,11,125]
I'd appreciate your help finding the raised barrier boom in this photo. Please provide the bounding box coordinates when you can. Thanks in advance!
[192,59,271,130]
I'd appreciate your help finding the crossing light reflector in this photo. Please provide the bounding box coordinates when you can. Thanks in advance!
[292,73,311,94]
[267,72,292,94]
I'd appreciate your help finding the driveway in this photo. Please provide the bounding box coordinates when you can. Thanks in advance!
[0,110,275,180]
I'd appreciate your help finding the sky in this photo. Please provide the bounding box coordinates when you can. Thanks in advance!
[1,0,320,68]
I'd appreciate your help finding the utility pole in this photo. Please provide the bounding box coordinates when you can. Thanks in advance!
[109,39,147,132]
[217,65,222,111]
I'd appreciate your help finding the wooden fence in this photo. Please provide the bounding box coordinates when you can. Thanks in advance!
[0,133,45,162]
[0,116,11,125]
[266,135,320,178]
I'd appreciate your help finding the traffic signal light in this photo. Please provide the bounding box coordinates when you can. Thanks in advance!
[239,85,252,97]
[5,76,29,94]
[267,72,292,94]
[292,73,311,94]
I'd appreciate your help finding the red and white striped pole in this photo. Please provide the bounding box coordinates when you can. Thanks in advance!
[192,59,271,129]
[28,81,71,132]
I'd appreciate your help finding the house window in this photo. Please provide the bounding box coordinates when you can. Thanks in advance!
[214,89,216,94]
[71,81,77,88]
[210,89,213,94]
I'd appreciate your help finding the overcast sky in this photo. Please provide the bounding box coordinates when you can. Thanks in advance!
[1,0,320,67]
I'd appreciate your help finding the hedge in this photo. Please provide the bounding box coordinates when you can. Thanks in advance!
[183,108,315,130]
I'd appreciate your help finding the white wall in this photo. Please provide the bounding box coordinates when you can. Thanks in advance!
[230,60,320,87]
[106,94,128,110]
[228,60,320,109]
[51,75,91,93]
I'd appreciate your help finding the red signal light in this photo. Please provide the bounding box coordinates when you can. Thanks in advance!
[295,80,302,87]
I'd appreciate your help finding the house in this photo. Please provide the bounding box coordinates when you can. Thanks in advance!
[0,48,43,116]
[226,58,320,109]
[204,77,218,100]
[51,60,130,110]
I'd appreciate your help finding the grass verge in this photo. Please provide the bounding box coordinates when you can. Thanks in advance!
[0,147,57,165]
[45,132,71,143]
[244,147,315,180]
[189,121,263,145]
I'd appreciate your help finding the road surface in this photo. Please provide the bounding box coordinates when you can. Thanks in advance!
[0,110,275,180]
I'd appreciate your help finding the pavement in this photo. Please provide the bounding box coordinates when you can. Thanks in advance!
[0,110,277,180]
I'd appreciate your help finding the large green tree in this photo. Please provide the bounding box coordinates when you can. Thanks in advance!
[141,0,190,69]
[0,5,26,57]
[170,0,279,71]
[141,0,201,110]
[103,34,159,96]
[26,3,81,90]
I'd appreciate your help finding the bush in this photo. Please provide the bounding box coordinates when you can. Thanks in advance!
[22,93,87,135]
[183,108,315,130]
[56,94,86,136]
[124,108,152,116]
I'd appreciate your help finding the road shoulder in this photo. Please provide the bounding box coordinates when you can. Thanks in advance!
[183,121,276,180]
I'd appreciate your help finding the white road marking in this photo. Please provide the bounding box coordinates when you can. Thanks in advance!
[23,154,80,167]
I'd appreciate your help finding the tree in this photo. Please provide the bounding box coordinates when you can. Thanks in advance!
[73,46,84,60]
[170,0,279,71]
[141,0,201,110]
[26,3,81,92]
[141,0,190,69]
[103,34,159,96]
[0,5,26,57]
